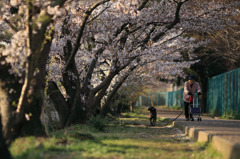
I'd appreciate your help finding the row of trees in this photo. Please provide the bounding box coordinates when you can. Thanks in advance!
[0,0,239,157]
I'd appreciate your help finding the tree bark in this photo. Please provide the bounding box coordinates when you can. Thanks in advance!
[101,66,136,116]
[47,81,70,128]
[0,117,11,159]
[0,0,69,144]
[62,40,77,108]
[0,56,23,144]
[64,50,85,127]
[82,47,105,93]
[16,27,54,137]
[129,101,133,112]
[86,71,116,118]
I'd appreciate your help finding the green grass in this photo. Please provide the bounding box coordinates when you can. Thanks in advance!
[10,107,222,159]
[169,105,184,110]
[157,105,183,111]
[208,109,240,120]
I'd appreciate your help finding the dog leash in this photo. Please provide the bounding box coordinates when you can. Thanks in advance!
[163,110,183,126]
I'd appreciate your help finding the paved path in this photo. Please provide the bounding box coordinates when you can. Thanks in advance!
[157,107,240,159]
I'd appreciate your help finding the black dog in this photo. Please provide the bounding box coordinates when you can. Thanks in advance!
[148,106,157,126]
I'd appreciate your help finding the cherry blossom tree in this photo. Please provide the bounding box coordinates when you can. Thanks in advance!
[46,0,190,125]
[0,0,239,143]
[47,0,239,126]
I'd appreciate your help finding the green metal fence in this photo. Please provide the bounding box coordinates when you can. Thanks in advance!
[136,87,195,108]
[207,68,240,118]
[136,68,240,119]
[137,92,167,106]
[136,90,184,108]
[167,88,184,108]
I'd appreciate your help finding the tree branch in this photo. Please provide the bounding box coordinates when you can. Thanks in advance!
[101,65,137,116]
[82,47,105,93]
[152,1,187,42]
[138,0,150,11]
[3,18,18,32]
[47,81,70,128]
[87,5,110,24]
[64,0,110,72]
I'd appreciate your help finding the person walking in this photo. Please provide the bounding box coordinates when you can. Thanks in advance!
[183,75,202,121]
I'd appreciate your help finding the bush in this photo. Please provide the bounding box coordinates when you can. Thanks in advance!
[88,115,107,131]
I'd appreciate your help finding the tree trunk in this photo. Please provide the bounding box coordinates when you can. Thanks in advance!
[0,26,53,144]
[0,56,22,144]
[47,81,70,128]
[47,59,86,128]
[64,85,84,127]
[101,67,135,116]
[15,27,54,136]
[130,101,133,112]
[86,72,116,118]
[0,117,11,159]
[0,0,69,144]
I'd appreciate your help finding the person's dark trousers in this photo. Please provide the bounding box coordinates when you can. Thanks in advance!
[184,101,193,119]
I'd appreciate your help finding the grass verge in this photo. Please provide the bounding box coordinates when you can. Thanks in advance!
[10,107,222,159]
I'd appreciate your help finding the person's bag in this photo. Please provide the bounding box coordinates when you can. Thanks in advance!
[189,96,193,103]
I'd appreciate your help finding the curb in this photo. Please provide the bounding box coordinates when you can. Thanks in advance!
[173,122,240,159]
[212,136,240,159]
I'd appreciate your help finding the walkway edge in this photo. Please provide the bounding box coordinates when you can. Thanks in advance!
[173,121,240,159]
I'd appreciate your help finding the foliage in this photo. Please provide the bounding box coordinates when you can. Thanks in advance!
[208,108,240,120]
[221,110,240,120]
[88,115,108,131]
[232,113,240,120]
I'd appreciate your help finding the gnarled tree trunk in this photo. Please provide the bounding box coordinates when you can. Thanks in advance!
[0,0,63,143]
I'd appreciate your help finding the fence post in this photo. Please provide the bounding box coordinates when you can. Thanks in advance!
[147,93,150,106]
[238,69,240,117]
[139,95,142,106]
[234,71,237,117]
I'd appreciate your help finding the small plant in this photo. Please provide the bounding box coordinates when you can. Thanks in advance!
[233,112,240,120]
[221,109,232,119]
[209,108,216,116]
[88,115,107,131]
[222,111,240,120]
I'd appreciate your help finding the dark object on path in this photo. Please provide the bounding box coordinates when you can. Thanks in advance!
[148,106,157,126]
